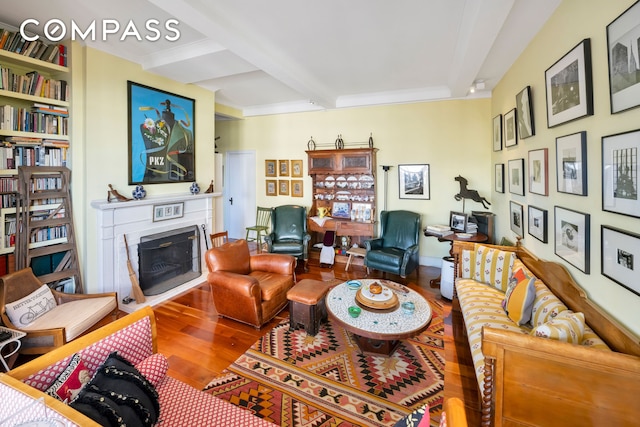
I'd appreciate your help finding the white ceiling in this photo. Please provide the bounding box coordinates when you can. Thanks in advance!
[1,0,561,117]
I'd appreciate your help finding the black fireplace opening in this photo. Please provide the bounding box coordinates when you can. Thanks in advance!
[138,225,201,296]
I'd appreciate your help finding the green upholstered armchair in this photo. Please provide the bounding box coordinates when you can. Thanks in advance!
[364,210,421,278]
[265,205,311,271]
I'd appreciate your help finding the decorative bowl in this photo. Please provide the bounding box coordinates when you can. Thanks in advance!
[348,306,362,318]
[401,301,415,315]
[347,280,362,290]
[369,283,383,294]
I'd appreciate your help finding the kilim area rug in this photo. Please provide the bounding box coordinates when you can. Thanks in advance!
[204,298,445,427]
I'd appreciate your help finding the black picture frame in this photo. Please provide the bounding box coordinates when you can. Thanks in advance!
[495,163,505,193]
[510,201,524,238]
[554,206,590,274]
[516,86,535,139]
[601,225,640,296]
[449,211,468,232]
[398,164,430,200]
[545,39,593,128]
[528,205,548,243]
[127,81,195,184]
[602,129,640,218]
[528,148,548,196]
[607,0,640,114]
[493,114,503,151]
[504,108,517,147]
[508,158,525,196]
[556,131,587,196]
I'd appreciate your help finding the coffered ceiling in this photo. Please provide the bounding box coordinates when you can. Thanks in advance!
[2,0,561,116]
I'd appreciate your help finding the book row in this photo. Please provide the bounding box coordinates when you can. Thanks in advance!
[0,104,68,135]
[0,145,67,169]
[0,28,66,66]
[0,66,69,101]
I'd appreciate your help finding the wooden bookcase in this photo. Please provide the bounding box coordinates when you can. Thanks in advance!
[306,148,378,248]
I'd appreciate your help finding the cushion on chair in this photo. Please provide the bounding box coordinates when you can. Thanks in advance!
[5,284,56,328]
[365,247,404,270]
[19,297,117,341]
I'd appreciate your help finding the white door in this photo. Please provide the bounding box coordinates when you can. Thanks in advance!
[224,151,256,239]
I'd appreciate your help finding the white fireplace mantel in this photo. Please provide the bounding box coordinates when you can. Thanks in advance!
[91,192,221,312]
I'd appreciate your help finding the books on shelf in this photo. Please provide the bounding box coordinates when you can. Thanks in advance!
[0,28,65,66]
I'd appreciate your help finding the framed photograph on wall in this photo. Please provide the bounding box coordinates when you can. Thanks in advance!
[545,39,593,128]
[278,180,290,196]
[279,160,290,177]
[528,205,548,243]
[128,81,195,184]
[398,164,430,199]
[601,225,640,296]
[493,114,503,151]
[607,0,640,114]
[450,211,468,232]
[602,129,640,218]
[556,131,587,196]
[265,160,277,177]
[291,179,303,197]
[508,158,525,196]
[554,206,590,273]
[528,148,548,196]
[291,160,303,177]
[516,86,535,139]
[266,180,277,196]
[495,163,505,193]
[331,201,351,219]
[504,108,517,147]
[510,201,524,237]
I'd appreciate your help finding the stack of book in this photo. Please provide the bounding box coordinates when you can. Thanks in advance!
[465,222,478,234]
[425,224,453,236]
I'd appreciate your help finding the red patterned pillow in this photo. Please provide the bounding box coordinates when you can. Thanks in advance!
[44,353,92,403]
[135,353,169,387]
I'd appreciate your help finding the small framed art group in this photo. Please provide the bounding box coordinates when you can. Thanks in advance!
[265,159,304,197]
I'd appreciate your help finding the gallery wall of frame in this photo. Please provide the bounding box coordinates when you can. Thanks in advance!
[491,0,640,306]
[265,159,304,197]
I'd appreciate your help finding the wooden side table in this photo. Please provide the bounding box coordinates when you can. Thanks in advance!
[345,247,367,271]
[424,230,488,288]
[0,326,26,372]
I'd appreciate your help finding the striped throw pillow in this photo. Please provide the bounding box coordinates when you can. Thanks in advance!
[531,311,585,344]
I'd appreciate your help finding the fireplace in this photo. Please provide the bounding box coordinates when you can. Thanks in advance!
[138,225,201,296]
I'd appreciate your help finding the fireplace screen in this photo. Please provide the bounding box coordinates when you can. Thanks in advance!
[138,225,201,296]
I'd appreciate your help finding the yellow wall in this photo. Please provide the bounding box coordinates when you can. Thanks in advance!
[70,45,216,293]
[216,98,492,264]
[491,0,640,335]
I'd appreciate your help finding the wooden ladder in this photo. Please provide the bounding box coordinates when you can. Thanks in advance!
[15,166,83,293]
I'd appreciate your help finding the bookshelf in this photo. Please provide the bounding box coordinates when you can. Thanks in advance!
[0,38,70,278]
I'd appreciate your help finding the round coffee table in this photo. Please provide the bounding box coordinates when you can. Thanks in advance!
[326,279,432,356]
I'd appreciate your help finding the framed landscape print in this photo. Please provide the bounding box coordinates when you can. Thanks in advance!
[607,0,640,114]
[504,109,517,147]
[266,180,277,196]
[528,148,548,196]
[528,205,548,243]
[291,160,303,177]
[508,158,525,196]
[398,164,430,199]
[265,160,277,177]
[545,39,593,128]
[128,81,195,184]
[602,129,640,218]
[510,201,524,238]
[554,206,590,273]
[516,86,535,139]
[493,114,503,151]
[495,163,505,193]
[291,179,303,197]
[279,160,290,177]
[278,180,290,196]
[556,131,587,196]
[601,225,640,296]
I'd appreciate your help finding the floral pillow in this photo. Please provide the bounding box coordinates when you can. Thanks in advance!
[461,244,515,292]
[531,311,585,344]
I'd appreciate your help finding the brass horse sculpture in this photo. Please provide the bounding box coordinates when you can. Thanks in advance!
[454,175,491,209]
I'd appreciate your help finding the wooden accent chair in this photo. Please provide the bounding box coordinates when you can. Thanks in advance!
[0,268,118,355]
[209,231,229,248]
[245,206,272,252]
[205,239,296,328]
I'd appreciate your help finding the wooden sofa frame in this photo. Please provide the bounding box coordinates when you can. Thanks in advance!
[451,241,640,427]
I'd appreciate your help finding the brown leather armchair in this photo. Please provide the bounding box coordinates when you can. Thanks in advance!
[205,239,296,328]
